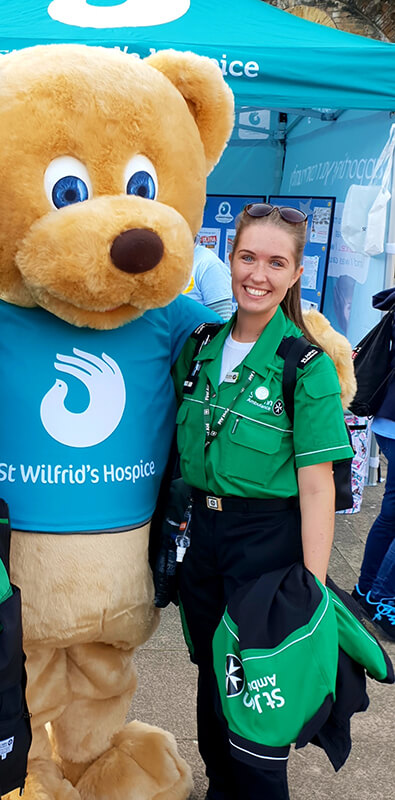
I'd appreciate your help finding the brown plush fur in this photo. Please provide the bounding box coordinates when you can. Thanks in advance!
[0,45,234,328]
[304,309,357,410]
[7,526,194,800]
[1,45,234,800]
[146,50,234,175]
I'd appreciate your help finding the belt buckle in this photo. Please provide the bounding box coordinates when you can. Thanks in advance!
[206,495,223,511]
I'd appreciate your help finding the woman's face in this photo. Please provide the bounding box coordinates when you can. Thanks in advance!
[230,221,303,328]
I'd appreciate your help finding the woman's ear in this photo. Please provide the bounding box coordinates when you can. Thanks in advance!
[291,264,304,286]
[146,50,234,175]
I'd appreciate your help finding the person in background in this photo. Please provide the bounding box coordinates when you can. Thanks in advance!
[183,238,233,320]
[173,204,354,800]
[352,286,395,640]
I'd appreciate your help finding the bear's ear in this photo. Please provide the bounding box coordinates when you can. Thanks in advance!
[146,50,234,175]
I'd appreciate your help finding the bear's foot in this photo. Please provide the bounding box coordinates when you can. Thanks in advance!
[4,758,81,800]
[75,720,193,800]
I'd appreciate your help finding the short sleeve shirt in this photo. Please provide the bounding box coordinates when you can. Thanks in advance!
[183,245,232,306]
[172,307,354,498]
[0,295,219,532]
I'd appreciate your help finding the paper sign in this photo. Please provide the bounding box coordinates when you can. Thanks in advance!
[310,205,331,244]
[302,255,320,290]
[198,228,221,256]
[225,228,236,268]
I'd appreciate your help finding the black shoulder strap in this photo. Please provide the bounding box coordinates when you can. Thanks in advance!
[277,336,323,424]
[190,321,224,351]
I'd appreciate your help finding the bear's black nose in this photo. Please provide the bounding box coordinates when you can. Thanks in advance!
[110,229,164,274]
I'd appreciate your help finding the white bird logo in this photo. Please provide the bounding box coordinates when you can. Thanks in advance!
[40,348,126,448]
[47,0,190,28]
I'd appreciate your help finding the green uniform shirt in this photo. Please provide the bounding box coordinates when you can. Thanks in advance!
[172,307,354,499]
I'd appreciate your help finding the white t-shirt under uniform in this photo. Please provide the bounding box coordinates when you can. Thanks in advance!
[219,332,255,384]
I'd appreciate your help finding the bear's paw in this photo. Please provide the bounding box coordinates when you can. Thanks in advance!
[3,757,81,800]
[76,720,193,800]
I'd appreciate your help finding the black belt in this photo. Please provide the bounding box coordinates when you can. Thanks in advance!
[191,488,299,513]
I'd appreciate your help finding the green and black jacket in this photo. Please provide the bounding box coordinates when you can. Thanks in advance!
[213,563,393,771]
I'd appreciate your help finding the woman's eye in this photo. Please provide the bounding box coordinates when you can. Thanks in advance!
[44,156,92,210]
[271,260,284,268]
[242,255,253,263]
[124,155,158,200]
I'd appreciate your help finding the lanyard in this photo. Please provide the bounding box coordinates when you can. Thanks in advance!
[203,370,256,450]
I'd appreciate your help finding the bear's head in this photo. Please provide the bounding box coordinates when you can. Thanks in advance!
[0,45,234,329]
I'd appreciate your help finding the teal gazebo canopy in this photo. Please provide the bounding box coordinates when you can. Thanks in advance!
[1,0,395,110]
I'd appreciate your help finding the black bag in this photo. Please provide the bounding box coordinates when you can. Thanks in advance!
[277,336,354,512]
[0,500,32,797]
[349,304,395,417]
[153,478,191,608]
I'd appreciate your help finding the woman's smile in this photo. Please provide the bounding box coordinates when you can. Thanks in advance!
[244,286,269,297]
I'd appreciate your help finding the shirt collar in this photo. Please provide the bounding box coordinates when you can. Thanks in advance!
[195,307,288,368]
[244,307,287,371]
[195,307,289,388]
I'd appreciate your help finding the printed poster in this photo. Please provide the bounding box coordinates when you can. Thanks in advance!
[310,205,331,244]
[302,255,319,290]
[225,228,236,268]
[269,195,335,311]
[199,195,265,263]
[198,228,220,256]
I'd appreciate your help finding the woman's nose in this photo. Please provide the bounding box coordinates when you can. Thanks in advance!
[252,262,269,281]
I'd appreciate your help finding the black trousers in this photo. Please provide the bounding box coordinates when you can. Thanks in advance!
[178,497,303,800]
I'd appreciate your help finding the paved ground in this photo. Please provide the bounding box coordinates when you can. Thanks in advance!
[131,472,394,800]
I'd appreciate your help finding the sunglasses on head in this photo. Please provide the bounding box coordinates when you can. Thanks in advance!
[243,203,307,224]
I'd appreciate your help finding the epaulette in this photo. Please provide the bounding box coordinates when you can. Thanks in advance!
[183,322,224,395]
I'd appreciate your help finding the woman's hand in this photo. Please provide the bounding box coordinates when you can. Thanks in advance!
[297,461,335,585]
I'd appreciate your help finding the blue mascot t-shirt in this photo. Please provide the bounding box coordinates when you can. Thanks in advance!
[0,296,216,532]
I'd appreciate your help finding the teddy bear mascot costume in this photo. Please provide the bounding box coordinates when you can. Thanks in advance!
[0,44,234,800]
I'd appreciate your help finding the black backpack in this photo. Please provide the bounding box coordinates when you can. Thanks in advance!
[0,500,32,797]
[277,335,353,512]
[349,304,395,418]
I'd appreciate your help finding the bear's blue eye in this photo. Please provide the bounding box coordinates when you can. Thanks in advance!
[126,170,156,200]
[52,175,89,209]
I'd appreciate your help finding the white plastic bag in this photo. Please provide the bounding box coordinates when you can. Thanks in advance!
[341,185,381,254]
[364,186,391,256]
[341,124,395,256]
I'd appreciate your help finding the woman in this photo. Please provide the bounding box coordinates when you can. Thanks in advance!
[352,286,395,639]
[172,204,354,800]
